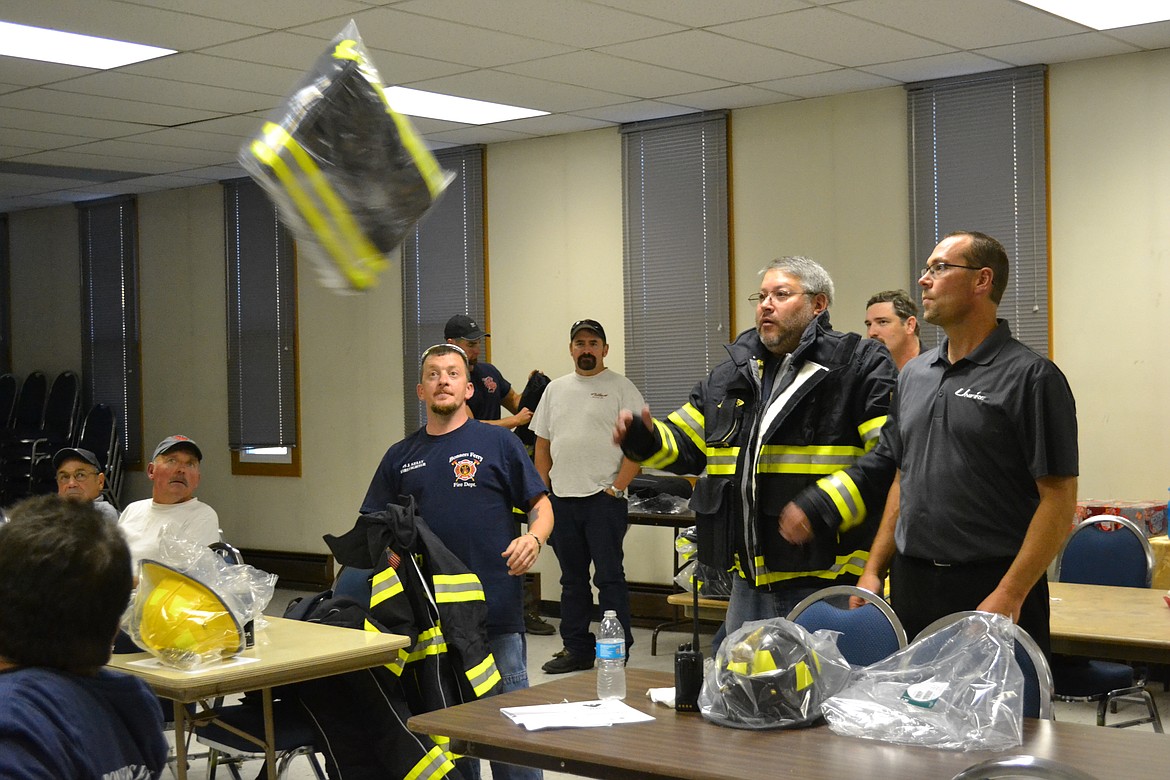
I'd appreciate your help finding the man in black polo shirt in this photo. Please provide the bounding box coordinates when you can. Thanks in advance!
[856,231,1078,653]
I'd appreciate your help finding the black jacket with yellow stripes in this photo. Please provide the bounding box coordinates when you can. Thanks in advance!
[622,313,896,592]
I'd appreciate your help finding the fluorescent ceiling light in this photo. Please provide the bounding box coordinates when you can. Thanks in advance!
[1017,1,1170,30]
[0,20,174,69]
[385,86,547,125]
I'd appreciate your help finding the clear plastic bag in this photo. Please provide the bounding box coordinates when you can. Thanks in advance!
[698,618,852,729]
[673,526,732,597]
[821,612,1024,751]
[239,19,452,292]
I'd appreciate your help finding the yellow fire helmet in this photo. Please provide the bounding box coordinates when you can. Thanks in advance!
[132,560,244,670]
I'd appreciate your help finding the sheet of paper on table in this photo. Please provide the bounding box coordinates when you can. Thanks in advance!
[501,699,656,731]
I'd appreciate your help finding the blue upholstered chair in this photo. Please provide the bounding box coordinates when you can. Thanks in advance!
[1052,515,1162,731]
[786,584,907,667]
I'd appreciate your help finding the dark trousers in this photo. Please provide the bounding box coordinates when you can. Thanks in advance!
[890,552,1051,657]
[549,492,632,659]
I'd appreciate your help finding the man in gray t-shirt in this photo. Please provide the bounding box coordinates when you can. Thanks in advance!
[857,231,1078,651]
[531,319,644,674]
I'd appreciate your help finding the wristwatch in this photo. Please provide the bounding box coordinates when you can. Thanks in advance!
[608,485,628,499]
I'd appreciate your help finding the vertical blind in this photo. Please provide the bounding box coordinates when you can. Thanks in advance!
[400,145,485,433]
[621,112,730,414]
[907,66,1049,354]
[0,214,10,374]
[78,196,143,464]
[224,178,298,449]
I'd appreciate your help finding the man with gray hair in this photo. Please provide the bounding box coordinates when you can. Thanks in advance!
[614,256,897,636]
[865,289,921,370]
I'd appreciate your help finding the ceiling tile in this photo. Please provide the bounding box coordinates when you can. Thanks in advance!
[397,0,684,47]
[287,7,573,68]
[498,51,731,99]
[572,100,699,124]
[11,150,183,175]
[757,68,900,98]
[862,51,1013,82]
[129,127,254,154]
[712,6,954,67]
[488,112,614,136]
[116,0,369,28]
[1104,20,1170,50]
[0,107,154,138]
[836,0,1089,49]
[45,72,277,114]
[975,34,1140,67]
[118,53,304,96]
[423,125,535,145]
[69,139,235,166]
[664,85,800,110]
[0,89,221,126]
[0,55,95,87]
[412,68,634,113]
[599,30,835,83]
[585,0,808,28]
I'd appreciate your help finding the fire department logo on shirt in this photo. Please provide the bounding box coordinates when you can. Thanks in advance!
[453,459,477,481]
[482,376,498,394]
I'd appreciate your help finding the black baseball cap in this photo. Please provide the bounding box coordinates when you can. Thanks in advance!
[152,435,203,461]
[52,447,102,471]
[444,314,488,341]
[570,319,606,344]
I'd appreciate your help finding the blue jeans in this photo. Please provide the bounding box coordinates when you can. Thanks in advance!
[723,575,820,641]
[548,493,632,658]
[458,633,541,780]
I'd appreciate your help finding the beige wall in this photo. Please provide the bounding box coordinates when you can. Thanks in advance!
[7,47,1170,587]
[1049,49,1170,499]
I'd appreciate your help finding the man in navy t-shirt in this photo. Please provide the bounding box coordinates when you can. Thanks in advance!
[361,343,553,780]
[0,495,167,779]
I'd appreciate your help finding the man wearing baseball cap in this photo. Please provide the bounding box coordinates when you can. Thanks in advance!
[53,447,119,524]
[117,435,220,566]
[530,319,644,673]
[444,314,535,431]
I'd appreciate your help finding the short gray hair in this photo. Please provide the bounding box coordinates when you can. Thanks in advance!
[760,256,835,307]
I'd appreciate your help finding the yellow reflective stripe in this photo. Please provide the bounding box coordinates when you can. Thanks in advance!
[402,626,448,663]
[466,654,501,697]
[433,573,485,603]
[726,661,748,675]
[794,661,813,691]
[250,123,386,289]
[752,650,778,674]
[815,471,866,531]
[642,419,680,469]
[756,444,863,475]
[332,39,447,201]
[858,415,886,452]
[705,447,739,475]
[370,566,404,607]
[667,403,706,452]
[383,646,408,677]
[404,744,456,780]
[751,551,869,586]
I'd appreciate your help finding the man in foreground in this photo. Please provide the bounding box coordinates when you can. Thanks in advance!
[614,257,896,638]
[361,342,552,780]
[0,494,167,777]
[855,231,1078,650]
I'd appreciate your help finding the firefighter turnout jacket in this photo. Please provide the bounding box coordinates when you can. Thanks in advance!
[622,313,897,591]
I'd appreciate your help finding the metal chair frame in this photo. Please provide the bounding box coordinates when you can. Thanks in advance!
[952,754,1099,780]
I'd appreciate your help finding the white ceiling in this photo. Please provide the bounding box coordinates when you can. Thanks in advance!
[1,0,1168,213]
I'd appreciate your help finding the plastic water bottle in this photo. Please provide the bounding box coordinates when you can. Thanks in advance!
[596,610,626,700]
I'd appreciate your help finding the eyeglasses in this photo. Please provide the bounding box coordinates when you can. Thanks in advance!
[919,262,984,279]
[749,290,817,306]
[56,470,99,484]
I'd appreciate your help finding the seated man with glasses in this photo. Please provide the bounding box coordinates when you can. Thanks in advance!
[53,447,118,523]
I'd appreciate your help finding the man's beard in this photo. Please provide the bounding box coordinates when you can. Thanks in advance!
[430,399,461,416]
[576,354,597,371]
[757,309,815,356]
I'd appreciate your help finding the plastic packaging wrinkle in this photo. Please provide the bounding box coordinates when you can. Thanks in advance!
[821,612,1025,751]
[239,19,452,293]
[672,525,732,597]
[698,618,852,729]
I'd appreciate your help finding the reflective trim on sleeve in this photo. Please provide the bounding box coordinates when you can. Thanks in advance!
[370,566,404,607]
[403,626,448,663]
[751,551,869,586]
[858,415,887,452]
[404,743,458,780]
[755,444,863,475]
[433,573,486,603]
[815,470,866,531]
[667,403,706,451]
[641,419,681,469]
[466,653,502,698]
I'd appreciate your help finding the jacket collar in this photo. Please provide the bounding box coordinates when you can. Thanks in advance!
[727,310,836,367]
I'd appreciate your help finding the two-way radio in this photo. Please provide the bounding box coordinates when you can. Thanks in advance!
[673,572,704,712]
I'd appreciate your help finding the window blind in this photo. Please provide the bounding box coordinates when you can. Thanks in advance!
[224,178,298,449]
[621,112,731,413]
[0,214,10,374]
[78,196,143,464]
[907,66,1049,354]
[401,145,485,434]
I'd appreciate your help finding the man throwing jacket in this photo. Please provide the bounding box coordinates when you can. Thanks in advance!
[614,256,897,637]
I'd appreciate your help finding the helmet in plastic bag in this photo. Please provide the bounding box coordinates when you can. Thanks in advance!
[699,618,852,729]
[132,560,244,669]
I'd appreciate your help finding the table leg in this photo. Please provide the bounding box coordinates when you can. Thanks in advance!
[262,688,277,780]
[173,701,188,780]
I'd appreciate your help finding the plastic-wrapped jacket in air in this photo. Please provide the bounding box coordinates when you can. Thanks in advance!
[240,19,452,292]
